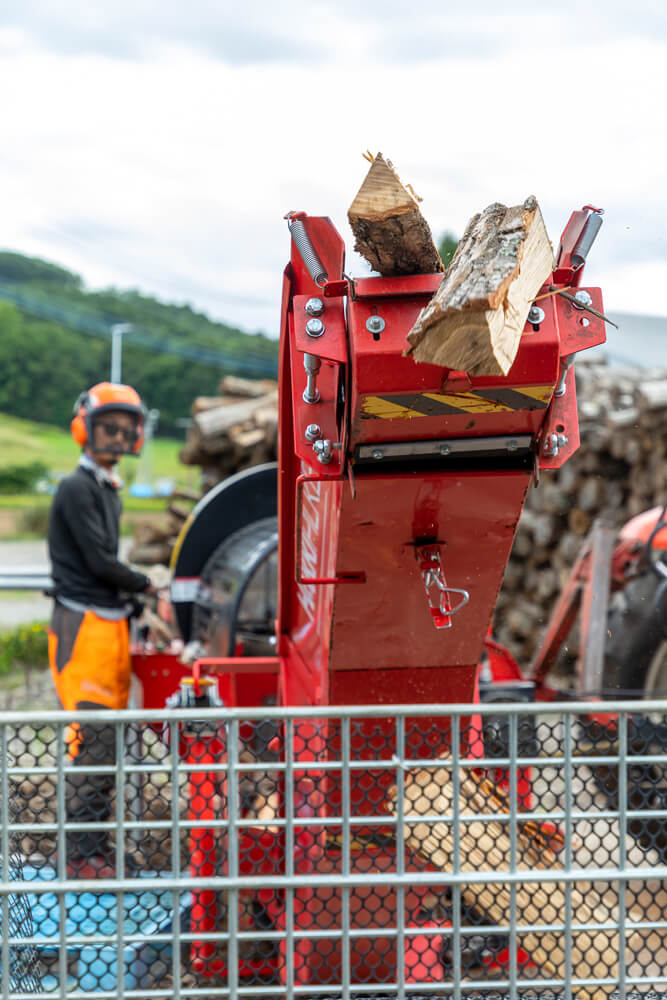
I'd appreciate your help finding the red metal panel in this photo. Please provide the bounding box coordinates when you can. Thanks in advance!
[330,665,478,706]
[554,286,606,354]
[539,286,606,470]
[348,294,559,444]
[280,475,345,706]
[289,313,345,473]
[293,293,348,364]
[352,273,442,299]
[328,468,532,674]
[131,650,279,708]
[131,650,189,708]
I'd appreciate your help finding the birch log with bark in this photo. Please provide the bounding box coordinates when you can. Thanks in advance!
[193,391,278,438]
[388,765,622,999]
[406,196,554,376]
[348,153,443,276]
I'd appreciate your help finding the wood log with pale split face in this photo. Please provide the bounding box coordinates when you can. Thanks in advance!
[348,153,443,277]
[406,196,555,377]
[388,765,626,1000]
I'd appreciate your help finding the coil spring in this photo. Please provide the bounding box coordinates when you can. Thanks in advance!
[288,217,328,287]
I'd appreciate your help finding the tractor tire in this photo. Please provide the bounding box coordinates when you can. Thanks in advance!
[603,570,667,698]
[591,569,667,858]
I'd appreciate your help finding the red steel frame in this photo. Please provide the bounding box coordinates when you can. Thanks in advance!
[132,206,607,988]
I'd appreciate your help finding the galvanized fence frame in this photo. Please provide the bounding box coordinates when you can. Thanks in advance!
[2,701,667,999]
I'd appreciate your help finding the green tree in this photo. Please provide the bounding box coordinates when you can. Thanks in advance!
[0,251,82,289]
[0,252,280,433]
[438,231,458,269]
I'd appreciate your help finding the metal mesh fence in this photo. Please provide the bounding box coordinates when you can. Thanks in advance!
[2,702,667,998]
[0,781,42,994]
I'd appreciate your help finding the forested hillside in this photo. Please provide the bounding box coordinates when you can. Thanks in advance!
[0,251,278,434]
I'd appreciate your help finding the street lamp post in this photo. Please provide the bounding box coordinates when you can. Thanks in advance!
[110,323,133,383]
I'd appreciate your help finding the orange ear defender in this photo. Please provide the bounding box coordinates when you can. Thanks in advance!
[70,382,146,455]
[70,392,91,447]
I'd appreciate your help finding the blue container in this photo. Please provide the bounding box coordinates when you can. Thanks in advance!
[23,866,191,992]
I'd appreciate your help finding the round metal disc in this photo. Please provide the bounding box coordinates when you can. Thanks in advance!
[170,462,277,642]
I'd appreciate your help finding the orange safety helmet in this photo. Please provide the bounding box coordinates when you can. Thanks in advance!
[70,382,146,455]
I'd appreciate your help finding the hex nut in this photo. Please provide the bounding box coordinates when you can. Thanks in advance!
[305,297,324,316]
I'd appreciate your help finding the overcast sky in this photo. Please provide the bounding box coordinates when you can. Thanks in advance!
[1,1,666,341]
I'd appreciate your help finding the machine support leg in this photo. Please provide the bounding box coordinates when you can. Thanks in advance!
[186,728,226,976]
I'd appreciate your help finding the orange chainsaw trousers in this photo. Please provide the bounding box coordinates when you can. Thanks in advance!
[48,605,131,718]
[48,604,131,859]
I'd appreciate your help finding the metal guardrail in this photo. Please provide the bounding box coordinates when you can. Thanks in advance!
[2,701,667,998]
[0,568,54,591]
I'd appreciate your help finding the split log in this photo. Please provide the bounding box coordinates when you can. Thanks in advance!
[129,541,173,566]
[406,196,554,376]
[347,152,443,276]
[166,514,188,537]
[388,765,622,999]
[494,363,667,672]
[219,375,278,398]
[506,599,543,638]
[132,520,173,546]
[578,477,606,512]
[172,487,201,503]
[191,396,226,414]
[228,426,266,451]
[194,393,278,438]
[533,512,557,548]
[638,379,667,410]
[568,507,592,536]
[167,501,193,523]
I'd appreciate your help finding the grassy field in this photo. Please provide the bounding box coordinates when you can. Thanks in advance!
[0,411,195,484]
[0,412,199,538]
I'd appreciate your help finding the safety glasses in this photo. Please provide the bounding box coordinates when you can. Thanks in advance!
[98,421,137,444]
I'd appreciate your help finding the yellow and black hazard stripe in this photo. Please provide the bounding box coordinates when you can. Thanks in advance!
[361,385,554,419]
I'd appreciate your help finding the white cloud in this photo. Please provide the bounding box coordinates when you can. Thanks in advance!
[0,8,665,344]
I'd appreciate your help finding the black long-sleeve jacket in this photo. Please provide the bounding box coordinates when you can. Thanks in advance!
[48,465,150,609]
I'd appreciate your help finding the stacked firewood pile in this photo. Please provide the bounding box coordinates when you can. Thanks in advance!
[128,376,278,567]
[128,488,200,566]
[179,375,278,491]
[493,361,667,668]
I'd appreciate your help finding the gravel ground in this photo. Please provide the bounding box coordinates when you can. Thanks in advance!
[0,664,58,710]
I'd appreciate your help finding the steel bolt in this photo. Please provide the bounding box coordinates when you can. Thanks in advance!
[440,444,451,456]
[305,317,325,338]
[366,315,386,335]
[305,424,322,442]
[544,432,569,456]
[303,353,321,404]
[527,305,545,326]
[573,289,593,309]
[371,448,384,460]
[313,439,333,464]
[305,297,324,316]
[506,439,518,452]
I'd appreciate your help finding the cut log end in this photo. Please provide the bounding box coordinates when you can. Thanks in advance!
[348,152,443,276]
[407,196,554,376]
[388,763,620,994]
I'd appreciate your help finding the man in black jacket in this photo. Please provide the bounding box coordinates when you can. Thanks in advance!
[48,382,154,877]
